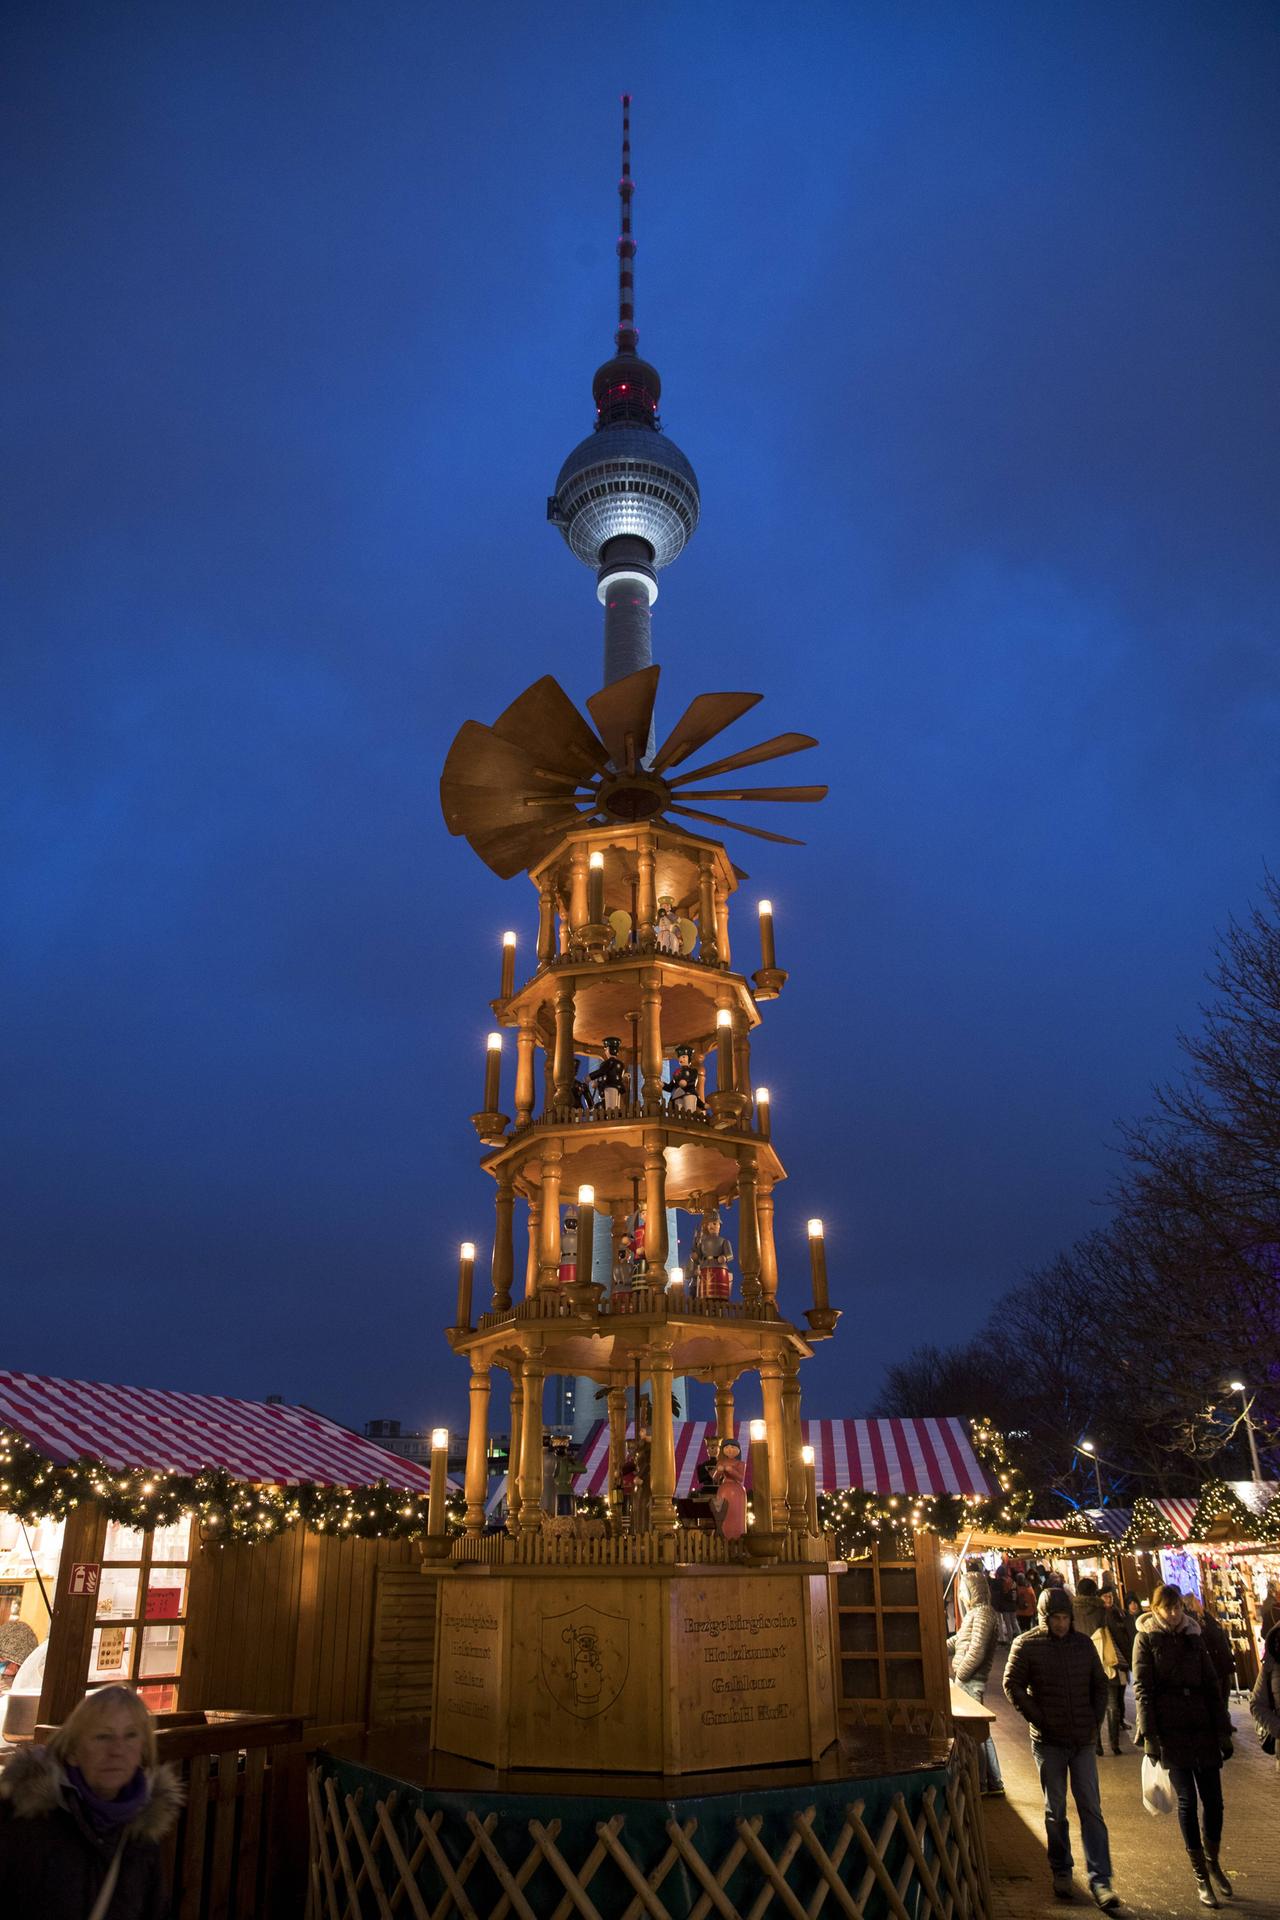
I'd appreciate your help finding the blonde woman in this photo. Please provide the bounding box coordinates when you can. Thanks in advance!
[0,1684,180,1917]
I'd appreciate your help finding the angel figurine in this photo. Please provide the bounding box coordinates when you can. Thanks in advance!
[711,1438,747,1542]
[654,896,682,954]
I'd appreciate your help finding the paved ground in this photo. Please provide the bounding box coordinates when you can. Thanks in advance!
[980,1644,1279,1918]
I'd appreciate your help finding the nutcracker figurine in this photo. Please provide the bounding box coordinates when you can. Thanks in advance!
[589,1036,629,1114]
[663,1044,703,1116]
[569,1056,592,1115]
[690,1206,734,1302]
[558,1204,579,1287]
[654,896,682,954]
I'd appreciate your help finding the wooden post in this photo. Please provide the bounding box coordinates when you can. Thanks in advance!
[518,1356,545,1536]
[714,1377,736,1444]
[698,854,718,962]
[642,1133,669,1274]
[524,1195,541,1300]
[506,1370,524,1536]
[514,1011,536,1125]
[715,879,731,966]
[757,1175,778,1305]
[607,1384,627,1525]
[760,1360,789,1531]
[465,1359,491,1534]
[650,1344,677,1536]
[539,1146,562,1290]
[636,843,656,947]
[641,968,663,1116]
[537,878,555,965]
[782,1357,807,1531]
[738,1155,762,1304]
[491,1172,514,1312]
[37,1500,108,1725]
[552,976,576,1111]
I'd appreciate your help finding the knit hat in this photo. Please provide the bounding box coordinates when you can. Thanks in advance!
[1038,1587,1073,1622]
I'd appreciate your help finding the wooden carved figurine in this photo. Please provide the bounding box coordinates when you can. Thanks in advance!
[558,1205,578,1287]
[664,1044,703,1117]
[569,1057,592,1114]
[589,1036,629,1114]
[611,1230,637,1311]
[711,1439,747,1542]
[691,1206,734,1302]
[654,895,682,954]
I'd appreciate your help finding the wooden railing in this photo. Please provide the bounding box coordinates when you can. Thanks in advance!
[450,1526,830,1570]
[478,1288,780,1330]
[154,1713,307,1920]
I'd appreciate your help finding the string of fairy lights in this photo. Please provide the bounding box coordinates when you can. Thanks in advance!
[816,1417,1030,1555]
[0,1428,464,1546]
[1119,1477,1280,1553]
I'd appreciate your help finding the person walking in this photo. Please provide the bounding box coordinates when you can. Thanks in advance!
[1004,1586,1118,1910]
[1183,1594,1235,1703]
[1090,1588,1134,1754]
[1015,1572,1037,1636]
[948,1570,1004,1795]
[0,1684,180,1916]
[1250,1620,1280,1763]
[1134,1583,1234,1908]
[1073,1579,1108,1754]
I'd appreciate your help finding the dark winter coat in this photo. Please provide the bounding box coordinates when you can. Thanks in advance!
[1133,1613,1232,1771]
[0,1747,180,1919]
[1250,1625,1280,1742]
[1003,1596,1108,1749]
[1197,1612,1236,1701]
[948,1573,999,1685]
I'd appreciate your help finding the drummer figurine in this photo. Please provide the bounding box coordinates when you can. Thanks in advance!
[691,1206,734,1302]
[664,1044,703,1117]
[558,1203,579,1288]
[589,1036,629,1114]
[654,895,682,954]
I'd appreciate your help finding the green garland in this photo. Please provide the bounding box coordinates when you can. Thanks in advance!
[1185,1477,1274,1547]
[1117,1495,1176,1551]
[817,1416,1031,1557]
[0,1428,464,1546]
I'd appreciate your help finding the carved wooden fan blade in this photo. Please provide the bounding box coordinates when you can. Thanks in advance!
[649,691,763,775]
[445,787,585,835]
[679,784,828,804]
[666,803,806,846]
[667,732,818,788]
[466,820,571,881]
[492,675,610,778]
[441,722,579,835]
[587,665,661,775]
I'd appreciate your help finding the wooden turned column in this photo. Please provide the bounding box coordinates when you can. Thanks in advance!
[465,1357,491,1534]
[714,1377,736,1444]
[556,892,570,955]
[757,1176,778,1306]
[518,1355,545,1535]
[738,1156,762,1304]
[552,976,576,1111]
[569,848,589,940]
[760,1357,788,1531]
[637,843,656,947]
[733,1011,752,1100]
[697,855,718,963]
[650,1345,677,1535]
[524,1195,541,1300]
[506,1371,524,1535]
[642,1133,669,1273]
[514,1013,536,1126]
[491,1169,515,1312]
[641,967,664,1116]
[607,1384,628,1523]
[715,880,731,967]
[537,878,555,965]
[539,1145,563,1290]
[782,1357,807,1530]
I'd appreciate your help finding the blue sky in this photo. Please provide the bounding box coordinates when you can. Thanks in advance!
[4,2,1278,1435]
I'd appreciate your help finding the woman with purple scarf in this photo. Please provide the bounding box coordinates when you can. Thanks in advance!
[0,1684,180,1917]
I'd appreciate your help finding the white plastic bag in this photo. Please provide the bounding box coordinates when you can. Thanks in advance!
[1141,1754,1176,1816]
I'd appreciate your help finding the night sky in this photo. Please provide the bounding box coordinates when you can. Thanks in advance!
[5,4,1278,1443]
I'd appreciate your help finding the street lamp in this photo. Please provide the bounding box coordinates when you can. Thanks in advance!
[1228,1382,1263,1486]
[1079,1440,1104,1508]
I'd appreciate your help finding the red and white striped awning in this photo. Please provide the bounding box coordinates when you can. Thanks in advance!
[0,1370,438,1491]
[572,1417,995,1499]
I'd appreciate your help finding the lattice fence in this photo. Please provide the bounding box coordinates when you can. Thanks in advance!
[307,1743,991,1920]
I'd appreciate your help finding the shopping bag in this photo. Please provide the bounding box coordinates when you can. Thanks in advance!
[1141,1754,1176,1816]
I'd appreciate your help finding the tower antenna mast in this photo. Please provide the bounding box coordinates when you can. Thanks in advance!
[616,93,637,353]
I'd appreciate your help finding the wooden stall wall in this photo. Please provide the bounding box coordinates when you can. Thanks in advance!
[38,1501,109,1725]
[181,1529,423,1743]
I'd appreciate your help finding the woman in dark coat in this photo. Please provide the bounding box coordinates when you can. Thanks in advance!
[1251,1623,1280,1754]
[0,1684,180,1918]
[1134,1584,1234,1908]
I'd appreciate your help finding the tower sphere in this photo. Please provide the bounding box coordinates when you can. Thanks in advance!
[550,418,700,573]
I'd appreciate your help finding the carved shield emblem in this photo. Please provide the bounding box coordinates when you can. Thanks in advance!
[538,1603,630,1719]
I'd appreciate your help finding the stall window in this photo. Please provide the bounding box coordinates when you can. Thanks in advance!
[90,1515,192,1712]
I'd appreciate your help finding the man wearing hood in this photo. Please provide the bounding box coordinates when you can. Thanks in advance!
[1003,1586,1117,1910]
[947,1569,1004,1795]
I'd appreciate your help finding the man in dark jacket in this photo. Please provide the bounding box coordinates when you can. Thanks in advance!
[1004,1586,1117,1910]
[947,1570,1004,1793]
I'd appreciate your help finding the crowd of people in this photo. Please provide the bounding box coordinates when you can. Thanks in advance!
[950,1556,1280,1913]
